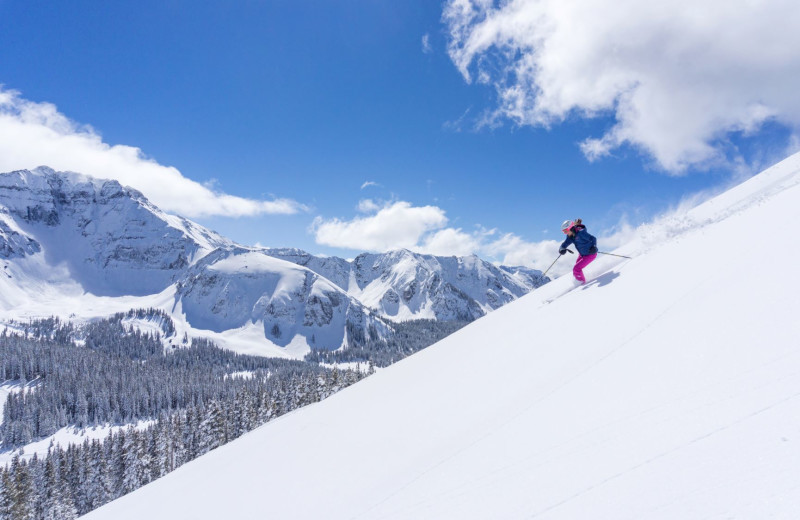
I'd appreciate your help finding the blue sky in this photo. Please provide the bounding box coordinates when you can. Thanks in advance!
[1,0,798,269]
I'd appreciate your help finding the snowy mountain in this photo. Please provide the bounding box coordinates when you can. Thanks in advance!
[0,167,544,358]
[175,247,390,355]
[0,166,231,296]
[83,152,800,519]
[265,247,548,321]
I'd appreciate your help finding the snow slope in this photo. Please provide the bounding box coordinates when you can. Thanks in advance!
[82,154,800,519]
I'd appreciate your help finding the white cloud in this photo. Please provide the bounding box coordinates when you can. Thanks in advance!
[484,232,559,267]
[312,201,448,252]
[0,87,306,218]
[360,181,380,189]
[419,227,488,257]
[444,0,800,172]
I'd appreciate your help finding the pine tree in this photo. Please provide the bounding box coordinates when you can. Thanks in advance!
[185,406,201,460]
[9,455,35,520]
[0,469,13,520]
[84,440,111,511]
[171,414,187,470]
[120,427,142,495]
[41,455,64,520]
[110,429,126,499]
[151,417,169,481]
[75,393,89,429]
[199,401,227,455]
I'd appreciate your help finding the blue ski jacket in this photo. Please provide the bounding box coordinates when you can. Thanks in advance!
[560,225,598,257]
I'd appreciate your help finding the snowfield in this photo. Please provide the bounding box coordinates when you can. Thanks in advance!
[81,153,800,518]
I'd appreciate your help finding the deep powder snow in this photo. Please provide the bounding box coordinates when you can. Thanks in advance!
[77,153,800,518]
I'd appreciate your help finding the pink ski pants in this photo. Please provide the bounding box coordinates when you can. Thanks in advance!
[573,253,597,283]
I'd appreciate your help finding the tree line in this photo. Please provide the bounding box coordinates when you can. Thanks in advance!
[306,318,469,366]
[0,314,370,519]
[1,321,338,447]
[0,310,463,519]
[0,365,363,519]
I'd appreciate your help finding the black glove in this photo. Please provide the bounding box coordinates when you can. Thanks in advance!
[589,246,598,255]
[559,248,567,255]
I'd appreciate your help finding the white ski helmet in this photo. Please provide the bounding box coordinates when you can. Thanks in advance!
[561,220,574,234]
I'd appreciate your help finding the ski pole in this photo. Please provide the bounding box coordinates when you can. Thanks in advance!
[598,251,632,259]
[542,249,573,277]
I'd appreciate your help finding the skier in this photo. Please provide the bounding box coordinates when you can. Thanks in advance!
[559,218,598,284]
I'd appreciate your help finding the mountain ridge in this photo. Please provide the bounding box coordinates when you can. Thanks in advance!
[264,246,547,321]
[0,166,547,358]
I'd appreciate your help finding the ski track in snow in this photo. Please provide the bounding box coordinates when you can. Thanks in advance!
[404,342,800,519]
[526,390,800,519]
[359,272,713,519]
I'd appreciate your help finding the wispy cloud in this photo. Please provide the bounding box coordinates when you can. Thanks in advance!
[444,0,800,173]
[0,87,307,218]
[360,181,381,190]
[442,106,473,133]
[356,198,382,213]
[421,33,433,54]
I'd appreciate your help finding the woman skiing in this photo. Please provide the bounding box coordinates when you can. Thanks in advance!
[559,218,598,284]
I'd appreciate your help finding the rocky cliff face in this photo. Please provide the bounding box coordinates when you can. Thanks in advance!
[0,212,40,259]
[0,167,231,295]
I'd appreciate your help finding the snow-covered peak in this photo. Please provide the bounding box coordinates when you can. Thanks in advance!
[348,248,548,321]
[0,166,149,216]
[261,246,352,290]
[0,167,232,295]
[175,247,390,356]
[261,247,549,322]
